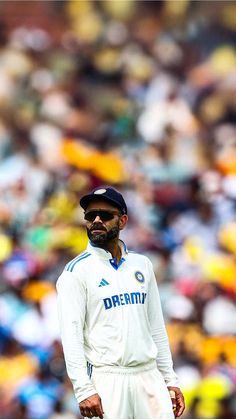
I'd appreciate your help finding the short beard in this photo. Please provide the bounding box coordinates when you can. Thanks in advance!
[87,225,119,246]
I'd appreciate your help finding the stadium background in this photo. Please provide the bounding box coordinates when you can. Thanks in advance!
[0,1,236,418]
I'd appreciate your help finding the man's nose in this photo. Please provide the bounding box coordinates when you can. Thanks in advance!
[94,215,103,223]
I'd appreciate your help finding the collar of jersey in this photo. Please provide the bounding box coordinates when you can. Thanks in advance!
[87,239,128,260]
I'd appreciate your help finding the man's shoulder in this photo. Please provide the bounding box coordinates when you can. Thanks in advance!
[128,250,151,264]
[64,250,92,273]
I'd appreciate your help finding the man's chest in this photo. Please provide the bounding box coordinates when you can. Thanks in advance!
[83,260,149,311]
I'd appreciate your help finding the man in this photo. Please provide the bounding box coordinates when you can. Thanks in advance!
[56,186,185,419]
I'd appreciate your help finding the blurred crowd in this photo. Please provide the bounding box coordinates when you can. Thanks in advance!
[0,1,236,418]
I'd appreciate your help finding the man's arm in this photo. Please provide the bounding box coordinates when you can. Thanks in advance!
[147,260,185,417]
[56,270,96,403]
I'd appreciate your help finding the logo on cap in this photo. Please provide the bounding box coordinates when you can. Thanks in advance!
[94,189,107,195]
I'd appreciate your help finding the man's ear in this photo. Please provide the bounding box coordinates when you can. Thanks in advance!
[119,214,128,230]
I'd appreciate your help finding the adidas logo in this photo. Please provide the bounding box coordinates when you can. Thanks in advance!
[98,279,110,287]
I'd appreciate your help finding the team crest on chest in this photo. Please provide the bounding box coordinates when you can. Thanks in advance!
[135,271,145,283]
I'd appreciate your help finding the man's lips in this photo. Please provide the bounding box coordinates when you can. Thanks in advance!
[91,228,106,233]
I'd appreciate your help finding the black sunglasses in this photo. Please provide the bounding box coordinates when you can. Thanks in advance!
[84,209,121,222]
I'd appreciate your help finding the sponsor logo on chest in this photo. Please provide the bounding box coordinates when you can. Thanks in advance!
[103,292,147,310]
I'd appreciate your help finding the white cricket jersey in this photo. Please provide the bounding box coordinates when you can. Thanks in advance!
[56,240,179,403]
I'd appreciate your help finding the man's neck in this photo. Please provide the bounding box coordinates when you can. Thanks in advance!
[98,240,121,263]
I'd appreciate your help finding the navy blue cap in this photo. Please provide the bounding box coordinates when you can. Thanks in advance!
[80,186,127,214]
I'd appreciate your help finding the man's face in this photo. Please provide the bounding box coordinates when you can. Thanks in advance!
[84,200,127,246]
